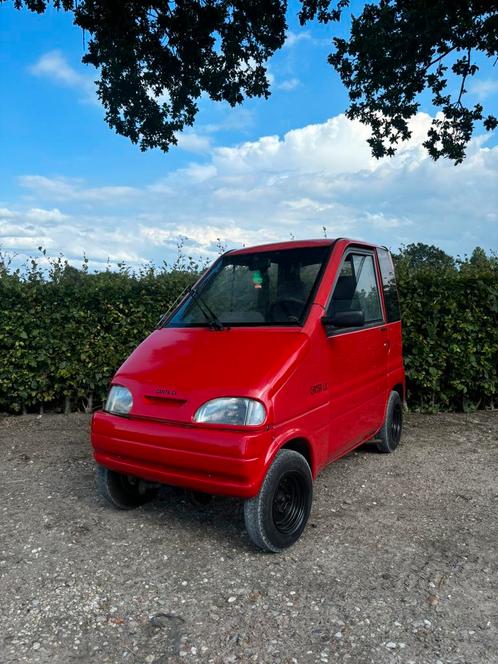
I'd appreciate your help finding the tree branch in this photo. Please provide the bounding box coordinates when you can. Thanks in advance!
[425,45,458,71]
[456,48,472,107]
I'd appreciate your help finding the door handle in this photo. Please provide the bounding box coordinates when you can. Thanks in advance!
[384,340,390,349]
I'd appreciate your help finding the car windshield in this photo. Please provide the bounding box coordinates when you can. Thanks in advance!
[167,245,331,327]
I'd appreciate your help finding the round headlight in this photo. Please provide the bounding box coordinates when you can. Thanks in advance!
[105,385,133,415]
[193,398,266,426]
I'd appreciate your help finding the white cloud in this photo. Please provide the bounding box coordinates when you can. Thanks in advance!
[179,163,218,183]
[364,212,408,229]
[211,115,380,176]
[0,207,16,219]
[175,132,212,153]
[29,50,97,104]
[276,78,301,92]
[265,63,301,94]
[140,222,271,251]
[18,175,79,199]
[0,222,38,238]
[30,51,80,85]
[284,198,333,213]
[25,208,68,223]
[0,213,55,252]
[18,175,140,203]
[0,206,67,258]
[284,31,314,48]
[202,107,254,134]
[4,112,498,267]
[468,78,498,100]
[283,30,330,49]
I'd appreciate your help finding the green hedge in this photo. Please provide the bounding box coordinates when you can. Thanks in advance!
[0,254,199,414]
[0,245,496,414]
[395,249,498,411]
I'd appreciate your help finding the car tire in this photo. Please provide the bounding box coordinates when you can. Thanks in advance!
[376,391,403,453]
[244,449,313,553]
[97,465,159,509]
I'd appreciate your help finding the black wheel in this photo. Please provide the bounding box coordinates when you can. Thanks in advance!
[376,391,403,453]
[244,449,313,553]
[97,465,159,509]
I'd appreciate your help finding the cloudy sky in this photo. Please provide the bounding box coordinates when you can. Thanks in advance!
[1,2,497,269]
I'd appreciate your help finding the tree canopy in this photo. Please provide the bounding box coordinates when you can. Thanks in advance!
[6,0,498,162]
[394,243,456,271]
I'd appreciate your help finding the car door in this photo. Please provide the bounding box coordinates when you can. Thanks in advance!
[323,248,388,459]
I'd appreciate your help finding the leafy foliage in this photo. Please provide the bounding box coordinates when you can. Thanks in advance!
[330,1,498,163]
[9,0,288,151]
[393,244,498,411]
[6,0,498,160]
[0,244,496,414]
[0,251,200,413]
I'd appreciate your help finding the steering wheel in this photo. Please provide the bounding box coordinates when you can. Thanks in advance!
[269,298,305,322]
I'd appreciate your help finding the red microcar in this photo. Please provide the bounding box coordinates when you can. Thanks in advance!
[92,239,405,552]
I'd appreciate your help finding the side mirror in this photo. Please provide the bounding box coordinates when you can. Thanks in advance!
[321,310,365,328]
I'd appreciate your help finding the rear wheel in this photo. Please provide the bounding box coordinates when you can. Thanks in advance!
[97,465,159,509]
[244,449,313,553]
[376,391,403,453]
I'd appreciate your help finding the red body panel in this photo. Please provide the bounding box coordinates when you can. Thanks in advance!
[92,411,271,497]
[91,238,405,497]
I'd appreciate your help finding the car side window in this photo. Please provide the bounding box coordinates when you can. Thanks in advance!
[328,253,383,325]
[377,248,401,322]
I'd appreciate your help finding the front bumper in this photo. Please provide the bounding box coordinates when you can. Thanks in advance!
[91,411,272,498]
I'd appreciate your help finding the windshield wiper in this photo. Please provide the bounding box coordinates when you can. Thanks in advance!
[188,287,227,331]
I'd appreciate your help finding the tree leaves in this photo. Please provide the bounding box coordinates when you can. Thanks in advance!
[9,0,287,151]
[0,252,199,413]
[329,1,498,163]
[394,243,498,411]
[6,1,498,160]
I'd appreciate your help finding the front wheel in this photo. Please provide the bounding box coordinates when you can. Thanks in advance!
[244,450,313,553]
[97,465,159,509]
[376,391,403,453]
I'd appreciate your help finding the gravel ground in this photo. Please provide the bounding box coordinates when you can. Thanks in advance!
[0,411,497,664]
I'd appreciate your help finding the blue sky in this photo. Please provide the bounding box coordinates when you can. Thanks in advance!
[1,1,498,269]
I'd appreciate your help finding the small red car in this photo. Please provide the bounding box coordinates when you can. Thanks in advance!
[92,239,405,552]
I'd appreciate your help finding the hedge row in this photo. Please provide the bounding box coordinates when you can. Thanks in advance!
[394,249,497,411]
[0,245,496,414]
[0,254,199,414]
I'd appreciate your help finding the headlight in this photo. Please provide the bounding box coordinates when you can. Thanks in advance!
[105,385,133,415]
[193,398,266,426]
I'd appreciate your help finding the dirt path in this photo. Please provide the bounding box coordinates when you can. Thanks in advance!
[0,411,497,664]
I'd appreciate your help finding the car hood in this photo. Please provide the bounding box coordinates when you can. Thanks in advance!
[112,327,309,422]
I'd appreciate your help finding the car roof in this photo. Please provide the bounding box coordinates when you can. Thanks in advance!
[227,238,381,255]
[228,239,336,255]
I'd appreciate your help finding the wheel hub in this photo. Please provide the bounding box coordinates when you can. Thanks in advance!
[272,472,307,536]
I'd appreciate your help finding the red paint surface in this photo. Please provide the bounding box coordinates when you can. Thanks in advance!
[92,239,405,497]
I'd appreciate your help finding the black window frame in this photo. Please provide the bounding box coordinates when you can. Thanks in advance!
[376,247,401,323]
[324,247,385,336]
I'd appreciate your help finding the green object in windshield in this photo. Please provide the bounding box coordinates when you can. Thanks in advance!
[252,270,263,288]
